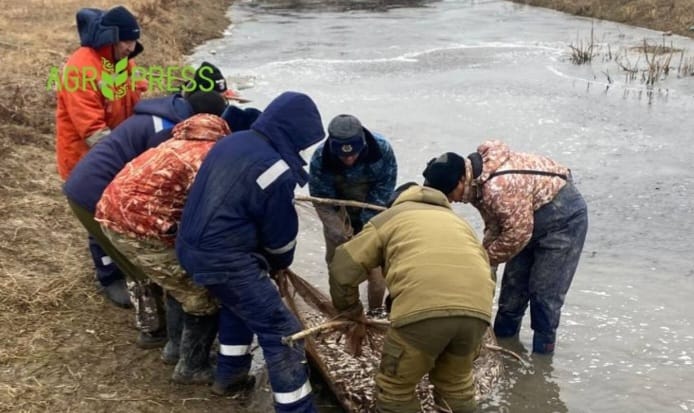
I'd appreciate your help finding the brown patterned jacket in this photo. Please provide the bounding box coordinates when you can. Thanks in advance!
[471,140,569,265]
[95,114,230,246]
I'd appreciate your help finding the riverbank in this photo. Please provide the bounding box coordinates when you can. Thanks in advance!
[0,1,241,411]
[510,0,694,38]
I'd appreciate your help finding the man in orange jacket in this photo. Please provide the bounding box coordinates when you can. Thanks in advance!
[55,5,146,306]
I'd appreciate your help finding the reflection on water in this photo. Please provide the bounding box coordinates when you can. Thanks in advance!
[481,337,568,413]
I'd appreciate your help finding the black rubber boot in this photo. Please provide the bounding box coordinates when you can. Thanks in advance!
[161,296,184,364]
[211,374,256,397]
[171,312,218,385]
[137,329,167,349]
[101,278,133,308]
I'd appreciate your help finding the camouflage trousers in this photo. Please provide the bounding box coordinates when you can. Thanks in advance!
[102,227,219,316]
[67,199,163,332]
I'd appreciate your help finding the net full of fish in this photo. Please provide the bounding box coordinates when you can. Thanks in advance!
[280,270,503,413]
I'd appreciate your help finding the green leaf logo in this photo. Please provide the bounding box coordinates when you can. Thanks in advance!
[101,73,114,100]
[100,58,129,101]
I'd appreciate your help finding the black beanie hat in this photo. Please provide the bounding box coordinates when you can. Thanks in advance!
[102,6,141,41]
[422,152,465,195]
[186,91,227,116]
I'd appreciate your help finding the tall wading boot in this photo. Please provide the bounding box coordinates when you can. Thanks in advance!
[130,281,167,349]
[172,312,218,384]
[161,295,184,364]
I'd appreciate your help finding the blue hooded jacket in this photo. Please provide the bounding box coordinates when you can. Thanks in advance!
[176,92,325,285]
[63,95,192,212]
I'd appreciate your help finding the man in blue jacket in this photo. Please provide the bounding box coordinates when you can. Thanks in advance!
[176,91,324,412]
[308,114,397,313]
[64,90,227,348]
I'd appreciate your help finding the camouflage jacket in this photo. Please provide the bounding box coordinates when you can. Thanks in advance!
[308,131,397,234]
[95,114,230,246]
[471,140,569,265]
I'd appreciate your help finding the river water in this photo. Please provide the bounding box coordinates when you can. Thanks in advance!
[190,0,694,411]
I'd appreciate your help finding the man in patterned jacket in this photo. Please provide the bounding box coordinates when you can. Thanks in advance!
[308,114,397,313]
[423,140,588,354]
[95,111,229,384]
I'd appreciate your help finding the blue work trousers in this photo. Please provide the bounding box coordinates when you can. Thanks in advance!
[207,272,315,413]
[494,183,588,353]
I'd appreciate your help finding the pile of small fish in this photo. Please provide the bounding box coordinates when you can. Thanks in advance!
[303,311,503,413]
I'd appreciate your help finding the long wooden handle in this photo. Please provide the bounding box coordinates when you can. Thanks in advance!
[295,195,387,211]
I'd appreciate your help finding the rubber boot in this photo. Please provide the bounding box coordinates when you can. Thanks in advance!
[211,373,256,397]
[172,312,218,384]
[161,295,184,365]
[101,278,132,308]
[493,313,522,338]
[532,331,556,355]
[129,281,167,349]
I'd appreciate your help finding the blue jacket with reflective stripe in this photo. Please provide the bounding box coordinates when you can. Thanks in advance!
[63,95,191,212]
[176,92,325,285]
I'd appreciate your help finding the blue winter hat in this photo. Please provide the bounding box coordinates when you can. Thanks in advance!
[102,6,141,41]
[327,114,366,156]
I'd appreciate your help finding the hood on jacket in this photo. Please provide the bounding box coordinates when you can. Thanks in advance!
[171,113,230,142]
[76,8,143,58]
[252,91,325,186]
[391,185,451,210]
[477,140,511,182]
[134,95,193,123]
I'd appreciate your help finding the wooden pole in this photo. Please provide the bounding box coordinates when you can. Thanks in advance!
[295,195,386,211]
[483,344,524,362]
[282,318,391,346]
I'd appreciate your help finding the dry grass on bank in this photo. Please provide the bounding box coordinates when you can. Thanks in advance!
[0,1,247,412]
[511,0,694,39]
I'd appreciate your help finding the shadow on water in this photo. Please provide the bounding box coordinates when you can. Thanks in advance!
[480,337,568,413]
[241,0,438,13]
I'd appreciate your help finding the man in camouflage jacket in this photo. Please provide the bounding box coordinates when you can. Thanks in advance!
[96,112,229,384]
[423,140,588,354]
[309,114,397,312]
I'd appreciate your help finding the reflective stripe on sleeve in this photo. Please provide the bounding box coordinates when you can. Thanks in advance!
[273,379,312,404]
[219,344,252,356]
[152,116,164,133]
[256,160,290,190]
[264,239,296,255]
